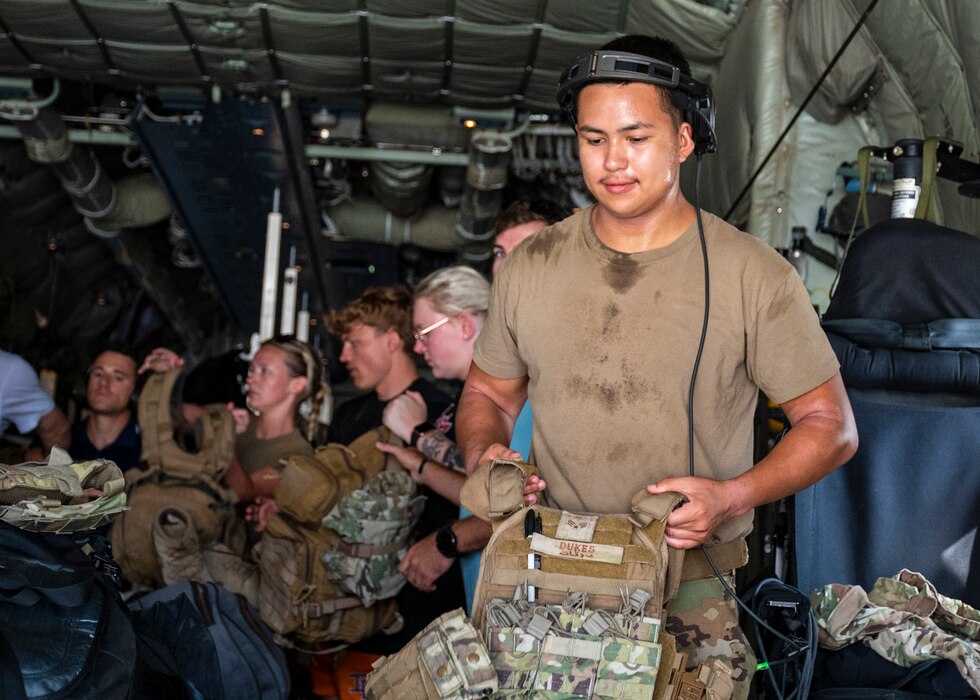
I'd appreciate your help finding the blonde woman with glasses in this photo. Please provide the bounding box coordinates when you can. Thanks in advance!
[376,265,493,611]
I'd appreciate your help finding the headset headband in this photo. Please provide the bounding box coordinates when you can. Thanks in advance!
[557,49,717,155]
[557,50,708,110]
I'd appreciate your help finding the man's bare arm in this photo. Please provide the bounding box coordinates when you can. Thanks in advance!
[651,373,858,548]
[456,363,528,475]
[35,406,70,455]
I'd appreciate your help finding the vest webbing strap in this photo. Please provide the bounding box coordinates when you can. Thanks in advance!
[489,568,646,598]
[678,538,749,583]
[332,540,404,558]
[298,595,363,618]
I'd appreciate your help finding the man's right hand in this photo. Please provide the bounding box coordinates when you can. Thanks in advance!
[139,347,184,374]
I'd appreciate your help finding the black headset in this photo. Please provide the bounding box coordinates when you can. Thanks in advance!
[557,50,717,156]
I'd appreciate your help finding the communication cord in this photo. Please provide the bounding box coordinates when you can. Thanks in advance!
[688,153,816,699]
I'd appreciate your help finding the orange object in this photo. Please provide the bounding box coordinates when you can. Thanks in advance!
[335,651,382,700]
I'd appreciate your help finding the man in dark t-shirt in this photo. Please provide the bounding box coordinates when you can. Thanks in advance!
[71,348,141,472]
[326,285,464,654]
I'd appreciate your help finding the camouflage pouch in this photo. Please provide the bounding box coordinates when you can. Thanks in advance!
[322,470,425,606]
[533,635,602,697]
[364,609,497,699]
[594,637,663,699]
[0,447,126,533]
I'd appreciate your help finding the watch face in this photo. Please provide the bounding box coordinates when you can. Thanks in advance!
[436,525,458,558]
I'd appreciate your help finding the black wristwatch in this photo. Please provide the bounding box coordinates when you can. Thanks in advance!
[410,421,437,448]
[435,524,460,559]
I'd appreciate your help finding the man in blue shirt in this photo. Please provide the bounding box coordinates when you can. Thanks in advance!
[0,349,70,459]
[70,347,141,472]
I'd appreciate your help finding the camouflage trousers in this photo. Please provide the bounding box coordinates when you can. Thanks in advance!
[665,574,757,700]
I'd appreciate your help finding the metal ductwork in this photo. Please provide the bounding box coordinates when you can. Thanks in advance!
[325,198,460,251]
[0,85,207,353]
[369,160,434,218]
[456,131,512,243]
[0,100,172,237]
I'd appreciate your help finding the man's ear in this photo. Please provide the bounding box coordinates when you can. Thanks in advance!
[677,121,695,164]
[384,328,404,353]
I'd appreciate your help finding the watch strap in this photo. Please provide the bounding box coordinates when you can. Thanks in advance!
[410,421,437,448]
[435,524,460,558]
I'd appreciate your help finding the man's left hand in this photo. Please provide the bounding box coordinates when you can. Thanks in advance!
[398,532,452,592]
[647,476,744,549]
[383,391,429,443]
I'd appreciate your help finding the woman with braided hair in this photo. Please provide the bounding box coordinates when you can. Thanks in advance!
[139,337,326,503]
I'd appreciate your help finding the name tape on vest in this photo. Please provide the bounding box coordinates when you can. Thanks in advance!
[530,533,624,566]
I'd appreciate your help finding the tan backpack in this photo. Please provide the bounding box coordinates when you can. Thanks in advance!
[110,369,242,587]
[253,428,420,646]
[463,458,685,700]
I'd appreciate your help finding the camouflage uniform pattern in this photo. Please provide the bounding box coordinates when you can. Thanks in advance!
[665,576,754,700]
[0,448,126,533]
[486,602,663,699]
[365,609,497,699]
[322,470,425,606]
[419,611,497,697]
[811,568,980,694]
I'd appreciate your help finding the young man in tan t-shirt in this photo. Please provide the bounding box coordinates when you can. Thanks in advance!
[457,35,858,698]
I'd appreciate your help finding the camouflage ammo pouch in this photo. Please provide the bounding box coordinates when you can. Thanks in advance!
[364,609,498,700]
[109,368,242,587]
[465,458,685,700]
[253,428,421,645]
[0,446,126,533]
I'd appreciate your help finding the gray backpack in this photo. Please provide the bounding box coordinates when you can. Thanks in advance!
[129,581,290,700]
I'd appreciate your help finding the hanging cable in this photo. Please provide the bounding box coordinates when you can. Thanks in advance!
[723,0,881,222]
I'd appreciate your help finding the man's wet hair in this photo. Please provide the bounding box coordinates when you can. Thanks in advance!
[325,284,414,351]
[494,198,568,237]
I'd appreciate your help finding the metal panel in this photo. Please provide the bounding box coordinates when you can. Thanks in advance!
[130,94,326,337]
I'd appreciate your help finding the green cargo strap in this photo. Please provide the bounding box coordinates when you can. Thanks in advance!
[914,136,941,223]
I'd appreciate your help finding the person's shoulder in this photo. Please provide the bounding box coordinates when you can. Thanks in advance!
[0,351,35,379]
[70,419,90,445]
[509,208,585,265]
[703,212,794,275]
[410,377,452,407]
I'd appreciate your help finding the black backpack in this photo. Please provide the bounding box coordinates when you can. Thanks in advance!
[0,522,138,699]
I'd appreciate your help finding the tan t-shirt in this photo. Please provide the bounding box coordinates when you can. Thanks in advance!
[236,421,313,475]
[473,208,840,541]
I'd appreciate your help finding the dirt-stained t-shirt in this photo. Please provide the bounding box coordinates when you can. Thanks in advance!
[236,421,312,475]
[473,208,840,542]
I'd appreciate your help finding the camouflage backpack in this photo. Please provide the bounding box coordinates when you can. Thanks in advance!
[110,368,243,588]
[253,427,424,645]
[462,458,685,700]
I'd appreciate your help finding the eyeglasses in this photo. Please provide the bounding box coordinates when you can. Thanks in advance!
[413,316,450,343]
